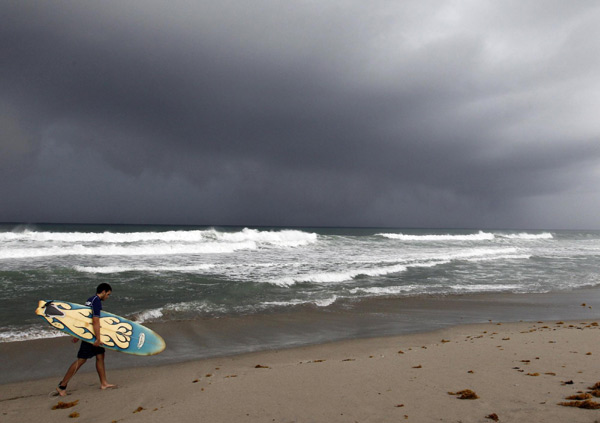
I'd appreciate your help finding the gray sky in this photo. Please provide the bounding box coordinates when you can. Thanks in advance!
[2,1,600,229]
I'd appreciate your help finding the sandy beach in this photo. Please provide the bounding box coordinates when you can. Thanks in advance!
[3,320,600,423]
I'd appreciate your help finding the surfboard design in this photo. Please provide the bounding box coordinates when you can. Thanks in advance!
[35,300,166,356]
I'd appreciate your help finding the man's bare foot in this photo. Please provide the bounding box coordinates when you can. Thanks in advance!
[100,383,118,390]
[56,386,67,397]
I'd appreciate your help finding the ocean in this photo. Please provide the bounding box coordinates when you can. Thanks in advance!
[2,224,600,344]
[3,223,600,383]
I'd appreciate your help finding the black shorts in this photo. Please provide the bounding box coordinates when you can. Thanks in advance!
[77,341,106,359]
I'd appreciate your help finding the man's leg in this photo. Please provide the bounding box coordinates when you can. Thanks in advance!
[56,358,87,396]
[95,353,116,389]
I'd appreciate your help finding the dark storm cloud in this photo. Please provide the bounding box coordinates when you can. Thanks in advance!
[2,1,600,228]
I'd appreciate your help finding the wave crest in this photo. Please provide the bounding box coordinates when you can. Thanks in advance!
[498,232,553,240]
[0,228,317,260]
[377,231,494,241]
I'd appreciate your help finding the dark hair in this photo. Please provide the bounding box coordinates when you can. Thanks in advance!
[96,283,112,294]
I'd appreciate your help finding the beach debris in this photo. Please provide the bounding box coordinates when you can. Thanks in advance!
[224,375,238,378]
[312,359,326,363]
[526,373,540,377]
[468,370,474,374]
[559,400,600,409]
[592,322,599,326]
[133,407,145,413]
[589,382,600,390]
[544,372,556,376]
[342,358,355,362]
[582,303,587,307]
[589,390,600,397]
[398,350,404,354]
[448,389,479,400]
[441,339,450,343]
[502,337,510,341]
[205,374,212,377]
[412,365,422,369]
[255,364,270,368]
[192,379,199,383]
[561,380,574,385]
[566,393,592,400]
[485,413,499,421]
[587,352,593,355]
[52,400,79,410]
[68,412,79,418]
[395,404,404,408]
[556,322,564,325]
[520,360,531,363]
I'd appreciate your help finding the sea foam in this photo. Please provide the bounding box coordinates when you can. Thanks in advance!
[376,231,553,241]
[376,231,495,241]
[0,228,317,260]
[0,227,317,246]
[74,264,215,274]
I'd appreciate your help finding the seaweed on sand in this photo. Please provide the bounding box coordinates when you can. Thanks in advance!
[52,400,79,410]
[566,393,592,400]
[559,400,600,409]
[448,389,479,400]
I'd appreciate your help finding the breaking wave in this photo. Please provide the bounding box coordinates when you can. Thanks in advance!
[377,231,553,241]
[377,231,495,241]
[0,227,317,245]
[0,228,317,260]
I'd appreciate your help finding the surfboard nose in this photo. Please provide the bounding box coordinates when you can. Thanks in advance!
[34,300,47,316]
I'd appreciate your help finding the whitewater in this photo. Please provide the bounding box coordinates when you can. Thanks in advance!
[1,224,600,343]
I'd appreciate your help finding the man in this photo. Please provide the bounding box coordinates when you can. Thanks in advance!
[56,283,117,396]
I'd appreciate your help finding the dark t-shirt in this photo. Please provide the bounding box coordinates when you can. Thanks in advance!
[85,295,102,317]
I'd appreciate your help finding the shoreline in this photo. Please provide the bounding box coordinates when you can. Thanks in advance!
[3,287,600,384]
[3,319,600,422]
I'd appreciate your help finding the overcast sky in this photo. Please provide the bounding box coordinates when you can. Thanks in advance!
[2,1,600,229]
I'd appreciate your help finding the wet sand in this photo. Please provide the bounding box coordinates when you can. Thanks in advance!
[3,319,600,422]
[4,288,600,384]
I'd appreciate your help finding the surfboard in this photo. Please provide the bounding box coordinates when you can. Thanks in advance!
[35,300,166,356]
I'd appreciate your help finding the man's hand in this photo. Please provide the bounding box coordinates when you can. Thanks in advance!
[93,338,102,347]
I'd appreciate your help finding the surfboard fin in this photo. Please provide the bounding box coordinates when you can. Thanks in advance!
[43,301,65,317]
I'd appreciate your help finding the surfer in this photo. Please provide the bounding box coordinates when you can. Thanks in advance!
[56,283,117,396]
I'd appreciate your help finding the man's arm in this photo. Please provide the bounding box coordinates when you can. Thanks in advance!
[92,316,102,347]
